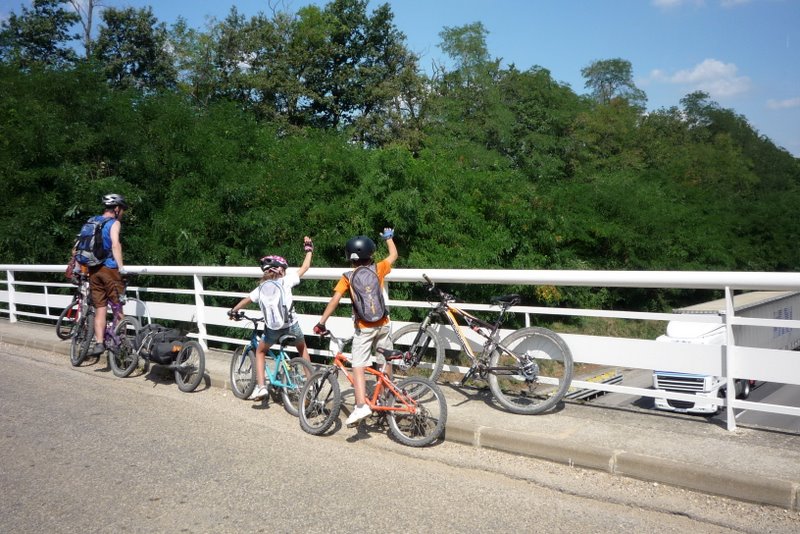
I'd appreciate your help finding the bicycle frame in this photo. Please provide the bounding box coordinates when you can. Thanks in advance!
[236,314,303,390]
[323,337,419,415]
[57,274,91,339]
[414,277,529,383]
[102,282,149,350]
[101,299,126,349]
[265,347,298,389]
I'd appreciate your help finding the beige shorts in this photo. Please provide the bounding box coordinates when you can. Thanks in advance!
[350,324,392,368]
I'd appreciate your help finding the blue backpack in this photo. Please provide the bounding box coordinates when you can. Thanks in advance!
[74,217,113,266]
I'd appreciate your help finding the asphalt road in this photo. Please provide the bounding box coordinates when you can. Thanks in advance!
[733,382,800,431]
[2,345,798,533]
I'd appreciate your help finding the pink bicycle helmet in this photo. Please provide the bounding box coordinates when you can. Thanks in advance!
[259,255,288,273]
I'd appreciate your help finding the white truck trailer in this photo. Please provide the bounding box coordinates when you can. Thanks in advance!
[653,291,800,414]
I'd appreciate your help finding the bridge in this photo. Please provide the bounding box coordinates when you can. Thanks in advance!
[2,264,800,509]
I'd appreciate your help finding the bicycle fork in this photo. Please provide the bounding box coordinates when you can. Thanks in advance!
[406,315,435,367]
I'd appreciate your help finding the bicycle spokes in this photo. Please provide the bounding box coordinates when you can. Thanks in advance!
[488,327,574,415]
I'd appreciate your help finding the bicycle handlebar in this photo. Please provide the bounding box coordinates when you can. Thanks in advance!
[421,274,457,304]
[229,310,264,324]
[315,329,351,354]
[421,275,521,310]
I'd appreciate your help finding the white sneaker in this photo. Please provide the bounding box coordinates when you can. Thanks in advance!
[345,404,372,426]
[248,385,268,401]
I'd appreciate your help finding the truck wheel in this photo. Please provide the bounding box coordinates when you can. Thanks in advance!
[739,380,751,399]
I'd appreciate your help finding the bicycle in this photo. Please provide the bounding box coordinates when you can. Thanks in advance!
[103,289,142,379]
[298,330,447,447]
[228,312,314,416]
[392,275,573,415]
[56,272,90,342]
[57,273,97,367]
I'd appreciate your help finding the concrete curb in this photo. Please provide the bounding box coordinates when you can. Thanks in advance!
[2,326,798,510]
[614,452,799,510]
[441,421,799,510]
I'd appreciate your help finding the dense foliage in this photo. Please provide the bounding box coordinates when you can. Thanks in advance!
[1,0,798,312]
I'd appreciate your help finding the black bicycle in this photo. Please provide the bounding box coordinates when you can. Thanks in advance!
[392,275,574,415]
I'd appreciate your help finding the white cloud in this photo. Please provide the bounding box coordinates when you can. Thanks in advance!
[646,59,751,98]
[766,97,800,110]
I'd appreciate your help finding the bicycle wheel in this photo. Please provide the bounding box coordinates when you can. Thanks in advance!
[299,369,341,436]
[229,346,256,399]
[387,376,448,447]
[488,326,574,415]
[279,357,315,417]
[174,340,205,392]
[109,317,141,378]
[390,324,445,383]
[56,297,79,340]
[69,310,95,367]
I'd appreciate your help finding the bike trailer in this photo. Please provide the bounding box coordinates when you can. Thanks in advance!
[136,323,186,364]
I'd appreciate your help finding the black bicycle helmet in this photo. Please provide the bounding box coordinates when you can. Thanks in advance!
[345,236,376,261]
[102,193,128,209]
[259,255,288,273]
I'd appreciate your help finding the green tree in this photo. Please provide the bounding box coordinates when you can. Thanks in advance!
[499,65,586,180]
[581,58,646,108]
[68,0,101,59]
[93,6,176,91]
[0,0,78,69]
[295,0,420,144]
[427,22,512,153]
[167,17,216,107]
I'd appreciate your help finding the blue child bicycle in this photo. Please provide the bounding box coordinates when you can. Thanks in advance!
[228,312,314,416]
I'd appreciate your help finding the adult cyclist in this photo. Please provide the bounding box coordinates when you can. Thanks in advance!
[87,193,129,357]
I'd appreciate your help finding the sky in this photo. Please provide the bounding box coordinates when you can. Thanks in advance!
[2,0,799,156]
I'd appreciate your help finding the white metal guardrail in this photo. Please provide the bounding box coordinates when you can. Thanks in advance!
[3,264,800,431]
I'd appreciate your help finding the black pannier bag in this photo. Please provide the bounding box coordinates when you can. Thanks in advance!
[137,323,185,364]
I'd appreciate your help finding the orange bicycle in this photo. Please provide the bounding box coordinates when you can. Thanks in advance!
[298,331,447,447]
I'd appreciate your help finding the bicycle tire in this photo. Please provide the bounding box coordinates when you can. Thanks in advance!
[390,324,445,383]
[56,297,79,340]
[229,346,256,399]
[69,310,95,367]
[175,340,205,392]
[279,357,315,417]
[299,369,341,436]
[387,376,448,447]
[488,326,574,415]
[109,317,141,378]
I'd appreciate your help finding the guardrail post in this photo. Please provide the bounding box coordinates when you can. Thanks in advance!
[193,274,208,350]
[724,286,737,431]
[6,270,17,323]
[44,284,50,318]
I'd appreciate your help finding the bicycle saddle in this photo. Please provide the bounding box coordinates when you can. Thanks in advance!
[491,294,522,307]
[278,334,297,347]
[377,347,404,361]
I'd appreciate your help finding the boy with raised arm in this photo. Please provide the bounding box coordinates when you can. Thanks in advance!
[314,228,397,426]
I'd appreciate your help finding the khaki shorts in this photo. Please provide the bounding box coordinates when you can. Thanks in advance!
[350,324,392,368]
[89,266,124,308]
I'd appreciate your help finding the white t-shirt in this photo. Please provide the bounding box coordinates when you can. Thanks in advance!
[249,272,300,330]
